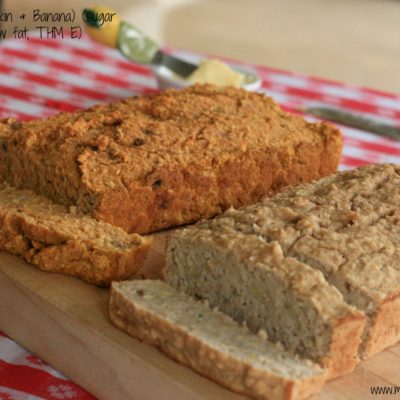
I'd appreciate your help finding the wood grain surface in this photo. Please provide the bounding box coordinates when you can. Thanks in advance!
[0,236,399,400]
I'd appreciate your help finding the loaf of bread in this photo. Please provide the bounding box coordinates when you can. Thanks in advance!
[166,163,400,371]
[109,280,328,400]
[201,163,400,358]
[0,84,342,234]
[278,163,400,358]
[0,182,151,285]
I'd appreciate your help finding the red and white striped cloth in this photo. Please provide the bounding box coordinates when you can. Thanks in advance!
[0,332,92,399]
[0,33,400,399]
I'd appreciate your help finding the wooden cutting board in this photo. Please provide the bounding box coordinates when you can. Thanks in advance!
[0,235,399,400]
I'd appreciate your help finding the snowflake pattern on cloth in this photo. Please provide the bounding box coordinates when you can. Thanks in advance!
[0,334,94,399]
[48,385,77,399]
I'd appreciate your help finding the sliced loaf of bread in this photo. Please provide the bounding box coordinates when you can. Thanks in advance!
[109,280,328,400]
[0,182,152,285]
[289,225,400,358]
[166,163,400,367]
[201,163,400,359]
[166,229,365,378]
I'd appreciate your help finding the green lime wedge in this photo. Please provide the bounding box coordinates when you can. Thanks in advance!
[117,21,159,63]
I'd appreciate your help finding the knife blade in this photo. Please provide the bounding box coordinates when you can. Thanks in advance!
[305,106,400,141]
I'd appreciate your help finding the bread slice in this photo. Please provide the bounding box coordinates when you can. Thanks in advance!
[166,164,400,365]
[166,229,365,379]
[0,183,152,285]
[0,84,342,234]
[109,280,328,400]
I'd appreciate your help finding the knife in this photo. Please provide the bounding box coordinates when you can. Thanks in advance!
[305,106,400,141]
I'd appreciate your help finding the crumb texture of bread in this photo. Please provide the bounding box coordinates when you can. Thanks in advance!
[109,280,327,400]
[0,182,152,285]
[166,230,365,379]
[0,84,342,234]
[166,163,400,375]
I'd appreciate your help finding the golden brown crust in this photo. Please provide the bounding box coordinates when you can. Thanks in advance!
[323,314,366,378]
[362,292,400,357]
[97,134,342,234]
[0,185,152,286]
[0,84,342,234]
[109,282,327,400]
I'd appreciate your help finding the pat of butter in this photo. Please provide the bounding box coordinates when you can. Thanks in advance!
[187,59,245,88]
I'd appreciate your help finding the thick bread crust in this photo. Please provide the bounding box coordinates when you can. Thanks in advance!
[362,292,400,357]
[0,85,342,234]
[324,314,366,378]
[0,209,152,286]
[108,283,327,400]
[97,128,342,234]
